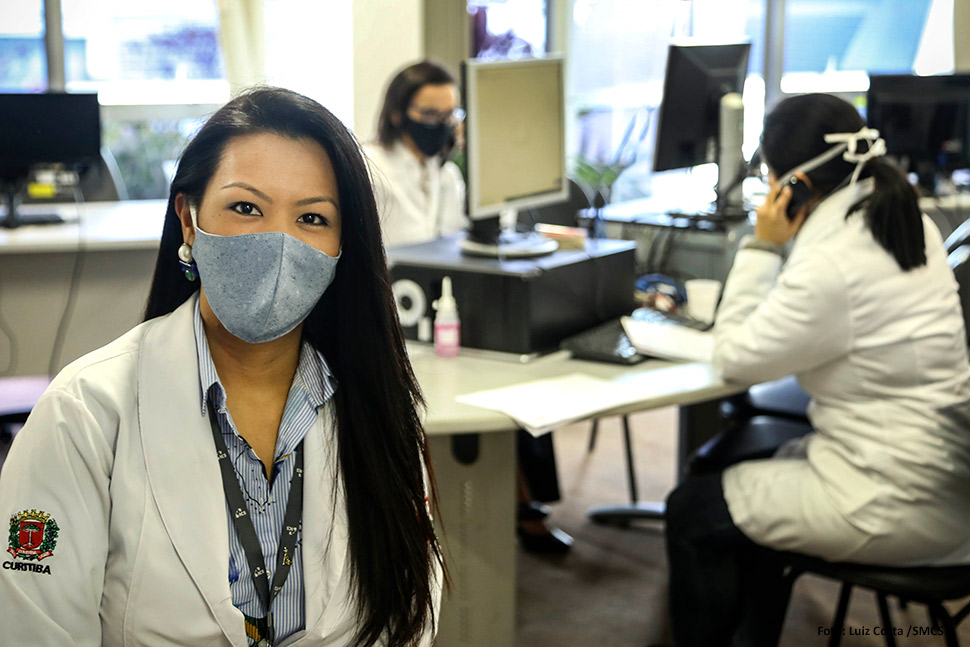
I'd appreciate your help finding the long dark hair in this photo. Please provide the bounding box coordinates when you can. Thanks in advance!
[376,60,456,147]
[144,87,442,647]
[760,93,926,270]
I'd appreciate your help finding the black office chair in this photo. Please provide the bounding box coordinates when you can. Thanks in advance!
[518,177,593,229]
[776,554,970,647]
[85,148,130,201]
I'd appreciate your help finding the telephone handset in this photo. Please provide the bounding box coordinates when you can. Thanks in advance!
[781,174,814,221]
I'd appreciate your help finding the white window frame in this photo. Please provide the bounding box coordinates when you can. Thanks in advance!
[43,0,228,123]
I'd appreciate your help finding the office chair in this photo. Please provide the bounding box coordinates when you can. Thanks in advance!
[774,554,970,647]
[518,177,593,229]
[945,215,970,255]
[949,243,970,349]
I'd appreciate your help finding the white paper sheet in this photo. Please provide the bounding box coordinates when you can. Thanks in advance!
[456,373,645,436]
[621,316,715,363]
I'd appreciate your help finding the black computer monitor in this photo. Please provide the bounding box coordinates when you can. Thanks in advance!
[867,74,970,194]
[0,92,101,228]
[652,43,750,173]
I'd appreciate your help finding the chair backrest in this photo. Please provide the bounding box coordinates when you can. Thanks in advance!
[945,218,970,255]
[947,243,970,349]
[517,178,593,229]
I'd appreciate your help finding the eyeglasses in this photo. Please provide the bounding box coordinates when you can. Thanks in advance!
[408,106,465,126]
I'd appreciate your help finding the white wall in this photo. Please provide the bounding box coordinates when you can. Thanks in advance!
[232,0,423,133]
[352,0,424,141]
[264,0,354,125]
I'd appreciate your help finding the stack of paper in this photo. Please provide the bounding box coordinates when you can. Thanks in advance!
[456,373,645,436]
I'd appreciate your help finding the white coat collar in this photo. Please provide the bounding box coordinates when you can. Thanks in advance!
[137,293,350,645]
[791,178,874,251]
[388,139,440,172]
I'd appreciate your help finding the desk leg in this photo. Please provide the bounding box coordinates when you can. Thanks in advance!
[429,431,516,647]
[587,399,727,526]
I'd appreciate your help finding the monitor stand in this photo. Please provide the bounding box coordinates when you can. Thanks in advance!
[664,201,750,232]
[662,93,751,231]
[459,211,559,258]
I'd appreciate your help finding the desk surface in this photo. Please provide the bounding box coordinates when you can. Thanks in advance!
[0,200,167,254]
[408,342,741,435]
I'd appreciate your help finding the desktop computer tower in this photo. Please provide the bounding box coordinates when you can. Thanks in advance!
[387,234,637,356]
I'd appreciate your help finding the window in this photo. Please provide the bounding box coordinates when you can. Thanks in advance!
[0,0,46,92]
[780,0,950,93]
[469,0,548,60]
[53,1,226,199]
[61,0,227,105]
[566,0,689,199]
[691,0,768,160]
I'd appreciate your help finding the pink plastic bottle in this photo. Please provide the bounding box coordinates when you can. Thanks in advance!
[433,276,460,358]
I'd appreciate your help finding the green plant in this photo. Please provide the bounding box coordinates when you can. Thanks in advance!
[570,155,627,199]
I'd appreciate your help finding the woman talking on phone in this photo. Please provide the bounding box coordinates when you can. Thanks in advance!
[663,93,970,647]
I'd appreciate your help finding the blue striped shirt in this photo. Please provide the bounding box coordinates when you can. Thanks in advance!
[193,301,336,645]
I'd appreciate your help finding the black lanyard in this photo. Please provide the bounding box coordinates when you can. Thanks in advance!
[207,406,304,647]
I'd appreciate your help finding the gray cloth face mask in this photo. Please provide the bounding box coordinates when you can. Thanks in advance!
[190,205,340,344]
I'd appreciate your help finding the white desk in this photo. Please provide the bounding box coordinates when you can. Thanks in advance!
[0,200,165,376]
[410,343,743,647]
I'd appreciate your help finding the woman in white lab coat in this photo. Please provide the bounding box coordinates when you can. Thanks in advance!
[0,87,442,647]
[363,61,467,247]
[664,93,970,647]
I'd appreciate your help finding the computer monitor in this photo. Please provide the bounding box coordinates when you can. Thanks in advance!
[652,41,750,218]
[866,74,970,194]
[461,56,568,256]
[0,92,101,228]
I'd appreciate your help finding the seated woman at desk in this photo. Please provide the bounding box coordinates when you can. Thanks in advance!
[364,60,571,554]
[664,93,970,647]
[0,87,442,646]
[363,60,467,247]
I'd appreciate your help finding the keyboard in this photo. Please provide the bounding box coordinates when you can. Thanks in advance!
[559,318,645,365]
[559,308,712,365]
[1,211,65,227]
[629,307,713,331]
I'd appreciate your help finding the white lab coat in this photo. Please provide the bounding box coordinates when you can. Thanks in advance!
[715,179,970,566]
[363,140,467,247]
[0,294,441,646]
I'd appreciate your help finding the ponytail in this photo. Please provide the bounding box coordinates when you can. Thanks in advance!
[856,159,926,271]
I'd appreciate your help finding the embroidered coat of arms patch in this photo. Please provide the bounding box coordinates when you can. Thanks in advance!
[7,510,59,561]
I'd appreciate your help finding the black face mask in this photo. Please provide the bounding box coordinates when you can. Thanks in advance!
[402,115,453,157]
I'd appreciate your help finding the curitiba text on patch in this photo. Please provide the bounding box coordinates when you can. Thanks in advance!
[2,560,52,574]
